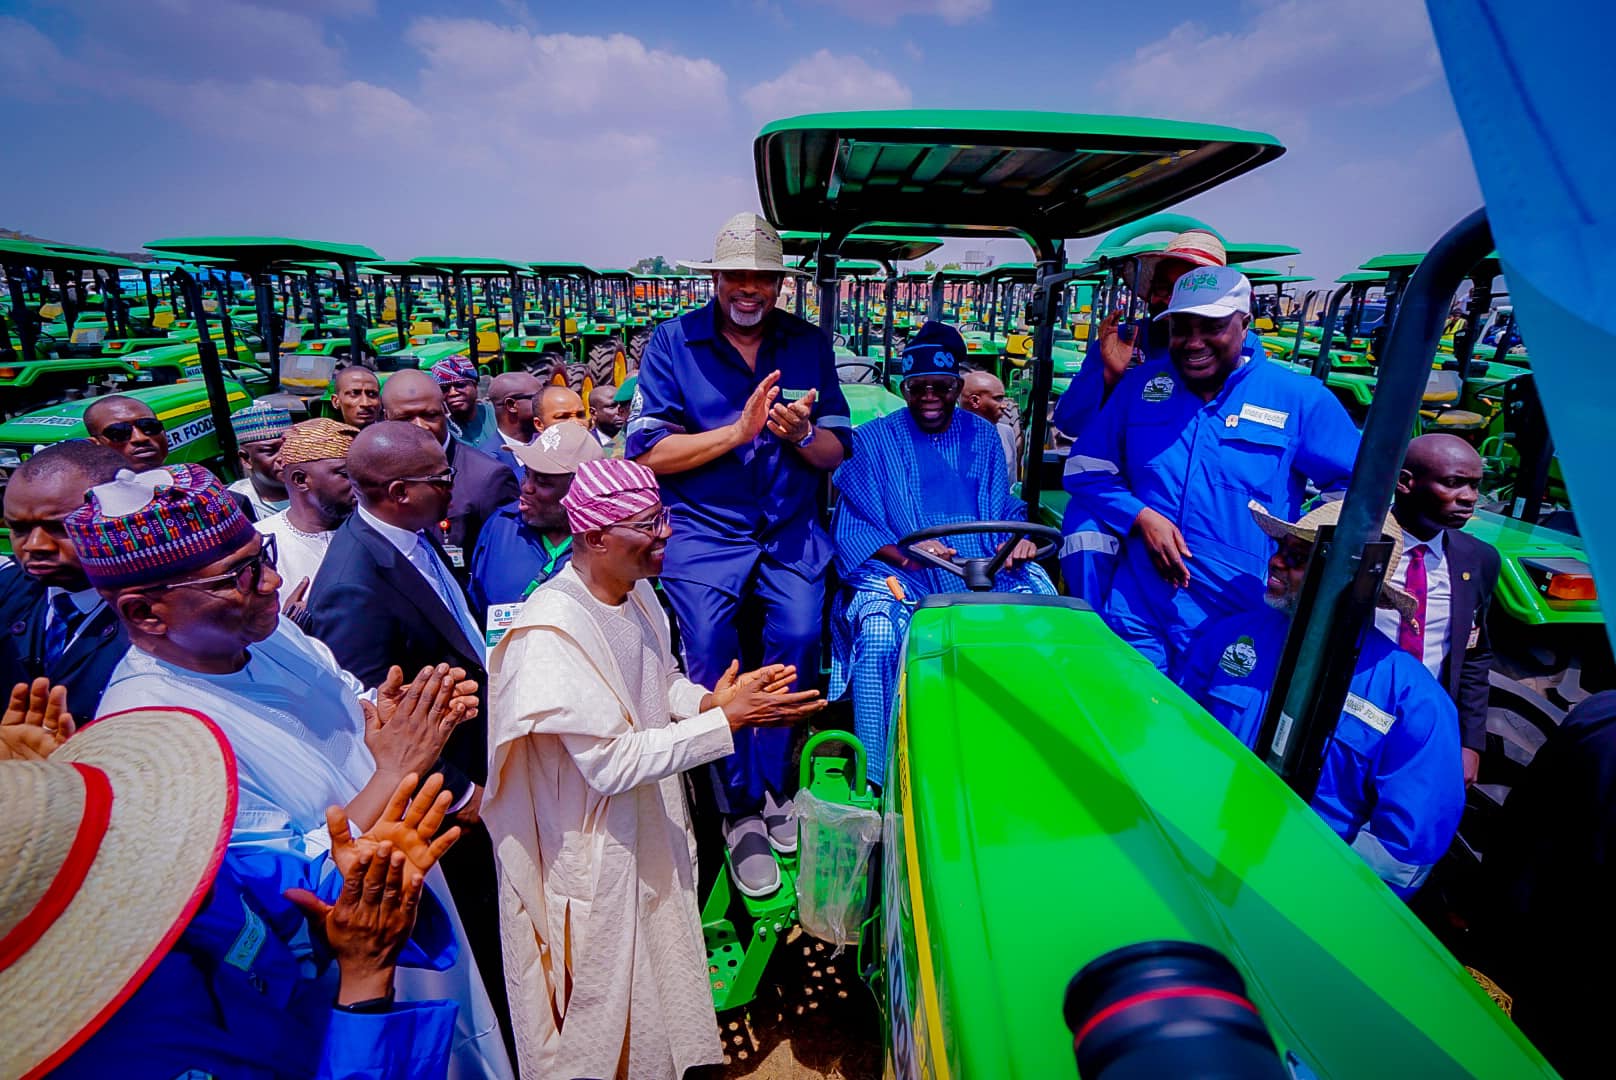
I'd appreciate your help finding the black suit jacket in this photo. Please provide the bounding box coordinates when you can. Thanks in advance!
[444,438,518,576]
[0,565,128,723]
[302,513,488,787]
[1442,528,1501,752]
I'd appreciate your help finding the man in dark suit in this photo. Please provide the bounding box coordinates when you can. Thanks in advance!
[1378,434,1500,785]
[300,420,510,1048]
[379,369,517,578]
[1,441,131,721]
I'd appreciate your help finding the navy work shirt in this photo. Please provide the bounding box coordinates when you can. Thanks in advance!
[625,300,852,590]
[469,503,574,612]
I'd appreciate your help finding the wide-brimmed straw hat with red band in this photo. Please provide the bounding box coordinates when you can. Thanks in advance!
[1,707,237,1079]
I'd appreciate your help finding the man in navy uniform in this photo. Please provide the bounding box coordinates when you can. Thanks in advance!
[626,212,851,896]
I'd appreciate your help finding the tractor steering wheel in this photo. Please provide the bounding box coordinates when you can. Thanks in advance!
[836,360,883,385]
[896,521,1062,592]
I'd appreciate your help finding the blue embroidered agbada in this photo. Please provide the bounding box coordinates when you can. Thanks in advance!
[830,408,1053,786]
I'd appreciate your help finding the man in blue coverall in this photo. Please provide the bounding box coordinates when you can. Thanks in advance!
[1055,230,1265,604]
[1064,265,1360,674]
[1178,499,1464,898]
[626,212,851,895]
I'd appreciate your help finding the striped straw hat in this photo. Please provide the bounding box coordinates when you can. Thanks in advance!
[561,457,660,533]
[64,464,255,589]
[1,707,237,1079]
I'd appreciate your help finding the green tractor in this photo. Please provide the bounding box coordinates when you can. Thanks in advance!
[694,107,1560,1077]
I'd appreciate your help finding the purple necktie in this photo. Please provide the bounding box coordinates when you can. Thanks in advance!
[1400,546,1427,659]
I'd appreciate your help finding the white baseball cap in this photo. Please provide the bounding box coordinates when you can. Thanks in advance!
[1154,265,1252,321]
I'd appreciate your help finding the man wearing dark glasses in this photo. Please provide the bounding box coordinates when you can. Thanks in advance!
[85,395,169,472]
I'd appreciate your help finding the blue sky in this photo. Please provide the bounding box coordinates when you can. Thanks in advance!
[1,0,1481,284]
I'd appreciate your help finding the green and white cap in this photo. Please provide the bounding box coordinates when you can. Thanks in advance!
[1155,265,1251,320]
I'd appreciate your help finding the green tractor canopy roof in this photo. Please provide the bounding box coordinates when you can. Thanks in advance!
[146,236,381,268]
[410,256,531,275]
[754,109,1285,239]
[779,230,945,263]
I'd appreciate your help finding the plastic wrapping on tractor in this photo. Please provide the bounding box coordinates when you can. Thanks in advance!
[790,788,881,948]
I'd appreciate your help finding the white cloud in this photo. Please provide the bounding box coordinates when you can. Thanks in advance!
[406,18,727,121]
[0,17,75,103]
[809,0,989,25]
[166,78,431,151]
[1105,0,1440,133]
[742,50,912,119]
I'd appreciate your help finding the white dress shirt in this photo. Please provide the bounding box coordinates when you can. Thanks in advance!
[1374,530,1450,680]
[357,504,487,663]
[44,584,104,652]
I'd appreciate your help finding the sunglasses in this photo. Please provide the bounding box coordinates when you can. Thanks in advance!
[97,417,165,443]
[608,507,671,536]
[397,466,457,487]
[149,535,278,594]
[903,379,959,400]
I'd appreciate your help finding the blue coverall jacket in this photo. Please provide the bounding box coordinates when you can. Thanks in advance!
[1063,348,1360,672]
[1179,604,1465,898]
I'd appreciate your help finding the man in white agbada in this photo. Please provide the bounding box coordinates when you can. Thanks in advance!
[251,417,359,613]
[71,463,515,1080]
[486,457,826,1078]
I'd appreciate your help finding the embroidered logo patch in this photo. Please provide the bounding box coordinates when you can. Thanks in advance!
[1218,635,1258,678]
[1142,374,1175,402]
[628,387,644,421]
[1180,269,1223,293]
[539,425,564,450]
[780,388,809,402]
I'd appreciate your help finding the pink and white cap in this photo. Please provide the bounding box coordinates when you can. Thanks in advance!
[561,458,661,533]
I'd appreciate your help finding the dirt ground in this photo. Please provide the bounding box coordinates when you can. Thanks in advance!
[698,928,884,1079]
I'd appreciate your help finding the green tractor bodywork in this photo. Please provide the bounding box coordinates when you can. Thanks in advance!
[0,379,255,554]
[878,597,1552,1078]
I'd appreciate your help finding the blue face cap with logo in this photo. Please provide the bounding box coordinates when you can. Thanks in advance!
[899,321,966,382]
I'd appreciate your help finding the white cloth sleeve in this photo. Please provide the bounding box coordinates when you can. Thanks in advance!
[666,675,710,720]
[559,708,734,798]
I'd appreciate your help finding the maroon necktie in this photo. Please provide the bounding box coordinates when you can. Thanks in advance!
[1399,545,1428,659]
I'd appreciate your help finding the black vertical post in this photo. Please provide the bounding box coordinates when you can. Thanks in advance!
[1021,241,1066,513]
[174,269,241,475]
[253,271,281,393]
[1258,209,1493,795]
[340,262,367,367]
[1311,285,1354,380]
[816,251,839,343]
[5,262,38,360]
[460,272,478,370]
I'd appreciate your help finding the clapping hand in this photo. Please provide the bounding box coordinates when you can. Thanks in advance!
[1096,312,1138,389]
[1,678,75,761]
[706,660,801,712]
[730,370,782,446]
[767,388,817,444]
[362,664,468,779]
[327,771,462,883]
[285,842,425,1006]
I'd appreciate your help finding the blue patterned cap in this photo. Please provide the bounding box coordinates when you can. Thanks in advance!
[897,321,965,381]
[229,403,291,445]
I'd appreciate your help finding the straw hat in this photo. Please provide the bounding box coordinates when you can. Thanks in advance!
[679,213,806,276]
[1247,498,1420,623]
[2,707,237,1079]
[1131,229,1229,280]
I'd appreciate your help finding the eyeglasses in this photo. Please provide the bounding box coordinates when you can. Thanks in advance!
[397,466,457,487]
[608,507,671,536]
[96,417,166,443]
[149,535,278,594]
[902,379,959,400]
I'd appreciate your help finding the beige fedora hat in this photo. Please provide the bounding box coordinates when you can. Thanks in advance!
[2,706,237,1079]
[679,212,806,275]
[1247,498,1421,624]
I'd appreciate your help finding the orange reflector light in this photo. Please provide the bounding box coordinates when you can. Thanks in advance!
[0,367,19,379]
[1548,574,1597,601]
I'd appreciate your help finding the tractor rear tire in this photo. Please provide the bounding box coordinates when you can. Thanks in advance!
[626,328,652,375]
[587,340,622,391]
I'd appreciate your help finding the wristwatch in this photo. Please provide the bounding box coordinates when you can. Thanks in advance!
[796,426,817,448]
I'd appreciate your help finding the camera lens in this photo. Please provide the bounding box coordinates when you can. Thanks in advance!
[1064,940,1286,1080]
